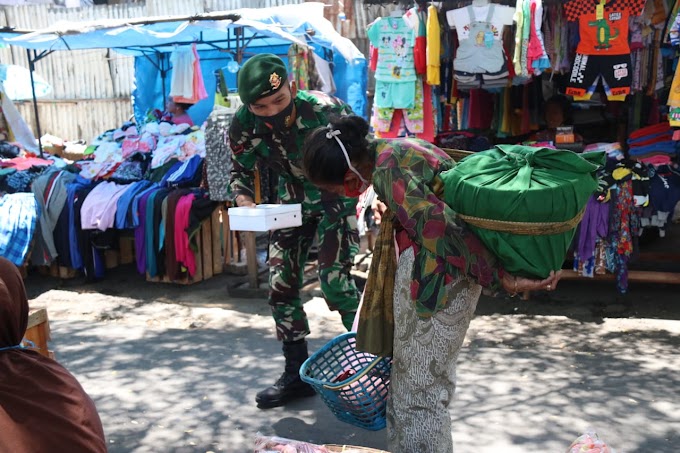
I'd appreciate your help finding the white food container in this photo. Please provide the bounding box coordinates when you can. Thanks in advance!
[228,203,302,231]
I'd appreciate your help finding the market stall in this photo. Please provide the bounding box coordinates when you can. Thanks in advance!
[0,3,367,286]
[360,0,680,294]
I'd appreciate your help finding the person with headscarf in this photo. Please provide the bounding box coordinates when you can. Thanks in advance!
[0,257,107,453]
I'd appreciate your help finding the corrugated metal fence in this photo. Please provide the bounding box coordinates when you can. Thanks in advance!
[0,0,304,142]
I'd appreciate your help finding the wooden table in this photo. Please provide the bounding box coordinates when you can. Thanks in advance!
[25,307,54,359]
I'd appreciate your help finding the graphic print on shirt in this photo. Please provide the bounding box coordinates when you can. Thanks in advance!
[588,17,619,50]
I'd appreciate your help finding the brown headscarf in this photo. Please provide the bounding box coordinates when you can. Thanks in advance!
[0,257,107,453]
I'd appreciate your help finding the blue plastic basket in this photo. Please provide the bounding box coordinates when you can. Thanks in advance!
[300,332,392,431]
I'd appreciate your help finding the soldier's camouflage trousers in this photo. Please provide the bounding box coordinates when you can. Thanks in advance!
[269,213,360,342]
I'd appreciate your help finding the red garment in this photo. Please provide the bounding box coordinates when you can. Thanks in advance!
[174,193,197,277]
[418,80,435,142]
[369,44,378,72]
[442,104,452,133]
[0,157,53,171]
[526,3,544,72]
[172,113,194,126]
[414,36,427,75]
[629,122,670,140]
[468,89,494,130]
[378,80,435,143]
[0,257,106,453]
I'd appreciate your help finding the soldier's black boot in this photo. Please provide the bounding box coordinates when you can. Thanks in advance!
[255,339,316,409]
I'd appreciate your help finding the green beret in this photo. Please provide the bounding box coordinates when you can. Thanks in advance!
[237,53,288,105]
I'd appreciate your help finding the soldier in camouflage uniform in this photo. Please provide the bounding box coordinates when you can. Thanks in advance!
[228,54,360,408]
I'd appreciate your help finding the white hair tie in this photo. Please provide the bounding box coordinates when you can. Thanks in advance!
[325,125,369,185]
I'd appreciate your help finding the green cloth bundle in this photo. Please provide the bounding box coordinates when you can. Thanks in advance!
[440,145,605,279]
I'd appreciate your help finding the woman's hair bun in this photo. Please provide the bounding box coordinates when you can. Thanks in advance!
[330,115,370,139]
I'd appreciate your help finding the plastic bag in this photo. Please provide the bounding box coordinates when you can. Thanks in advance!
[254,433,330,453]
[567,429,618,453]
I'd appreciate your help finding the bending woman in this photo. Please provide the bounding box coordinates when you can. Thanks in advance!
[302,115,561,453]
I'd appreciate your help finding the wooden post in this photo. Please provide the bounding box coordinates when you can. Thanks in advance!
[192,229,204,282]
[119,236,134,265]
[222,208,232,266]
[201,219,214,280]
[212,208,223,275]
[254,166,262,204]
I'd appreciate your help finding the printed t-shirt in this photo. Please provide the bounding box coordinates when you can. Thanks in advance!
[446,4,515,41]
[367,17,417,82]
[564,0,647,55]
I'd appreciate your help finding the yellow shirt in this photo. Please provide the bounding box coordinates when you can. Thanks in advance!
[426,5,441,86]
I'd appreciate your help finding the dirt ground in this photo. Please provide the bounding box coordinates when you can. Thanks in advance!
[23,235,680,452]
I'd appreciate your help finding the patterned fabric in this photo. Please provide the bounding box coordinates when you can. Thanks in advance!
[371,77,425,134]
[0,193,40,266]
[386,247,481,453]
[269,213,360,341]
[563,0,646,21]
[203,110,233,201]
[370,138,503,317]
[110,160,144,183]
[356,208,397,356]
[605,180,637,293]
[5,170,42,194]
[229,89,355,218]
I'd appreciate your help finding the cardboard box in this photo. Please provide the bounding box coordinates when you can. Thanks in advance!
[228,204,302,231]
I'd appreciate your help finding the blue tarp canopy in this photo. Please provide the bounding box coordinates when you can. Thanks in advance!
[0,2,367,132]
[0,12,305,55]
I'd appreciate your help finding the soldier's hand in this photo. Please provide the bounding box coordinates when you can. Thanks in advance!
[236,195,256,208]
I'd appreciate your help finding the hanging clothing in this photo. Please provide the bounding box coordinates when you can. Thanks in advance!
[80,182,131,231]
[451,5,508,75]
[0,193,39,266]
[30,170,77,266]
[368,17,418,109]
[426,5,441,85]
[203,110,234,201]
[172,44,208,104]
[372,77,426,134]
[174,193,197,277]
[404,6,428,75]
[312,53,337,95]
[564,0,647,101]
[169,46,195,100]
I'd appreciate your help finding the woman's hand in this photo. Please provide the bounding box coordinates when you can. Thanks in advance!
[372,200,387,225]
[502,270,562,296]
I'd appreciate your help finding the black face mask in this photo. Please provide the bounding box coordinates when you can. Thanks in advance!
[259,98,295,130]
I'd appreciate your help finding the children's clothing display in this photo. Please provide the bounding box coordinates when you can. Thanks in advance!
[368,16,418,109]
[564,0,647,101]
[449,4,513,75]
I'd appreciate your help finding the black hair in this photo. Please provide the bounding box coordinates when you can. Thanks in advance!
[302,115,371,186]
[545,95,573,124]
[175,102,193,112]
